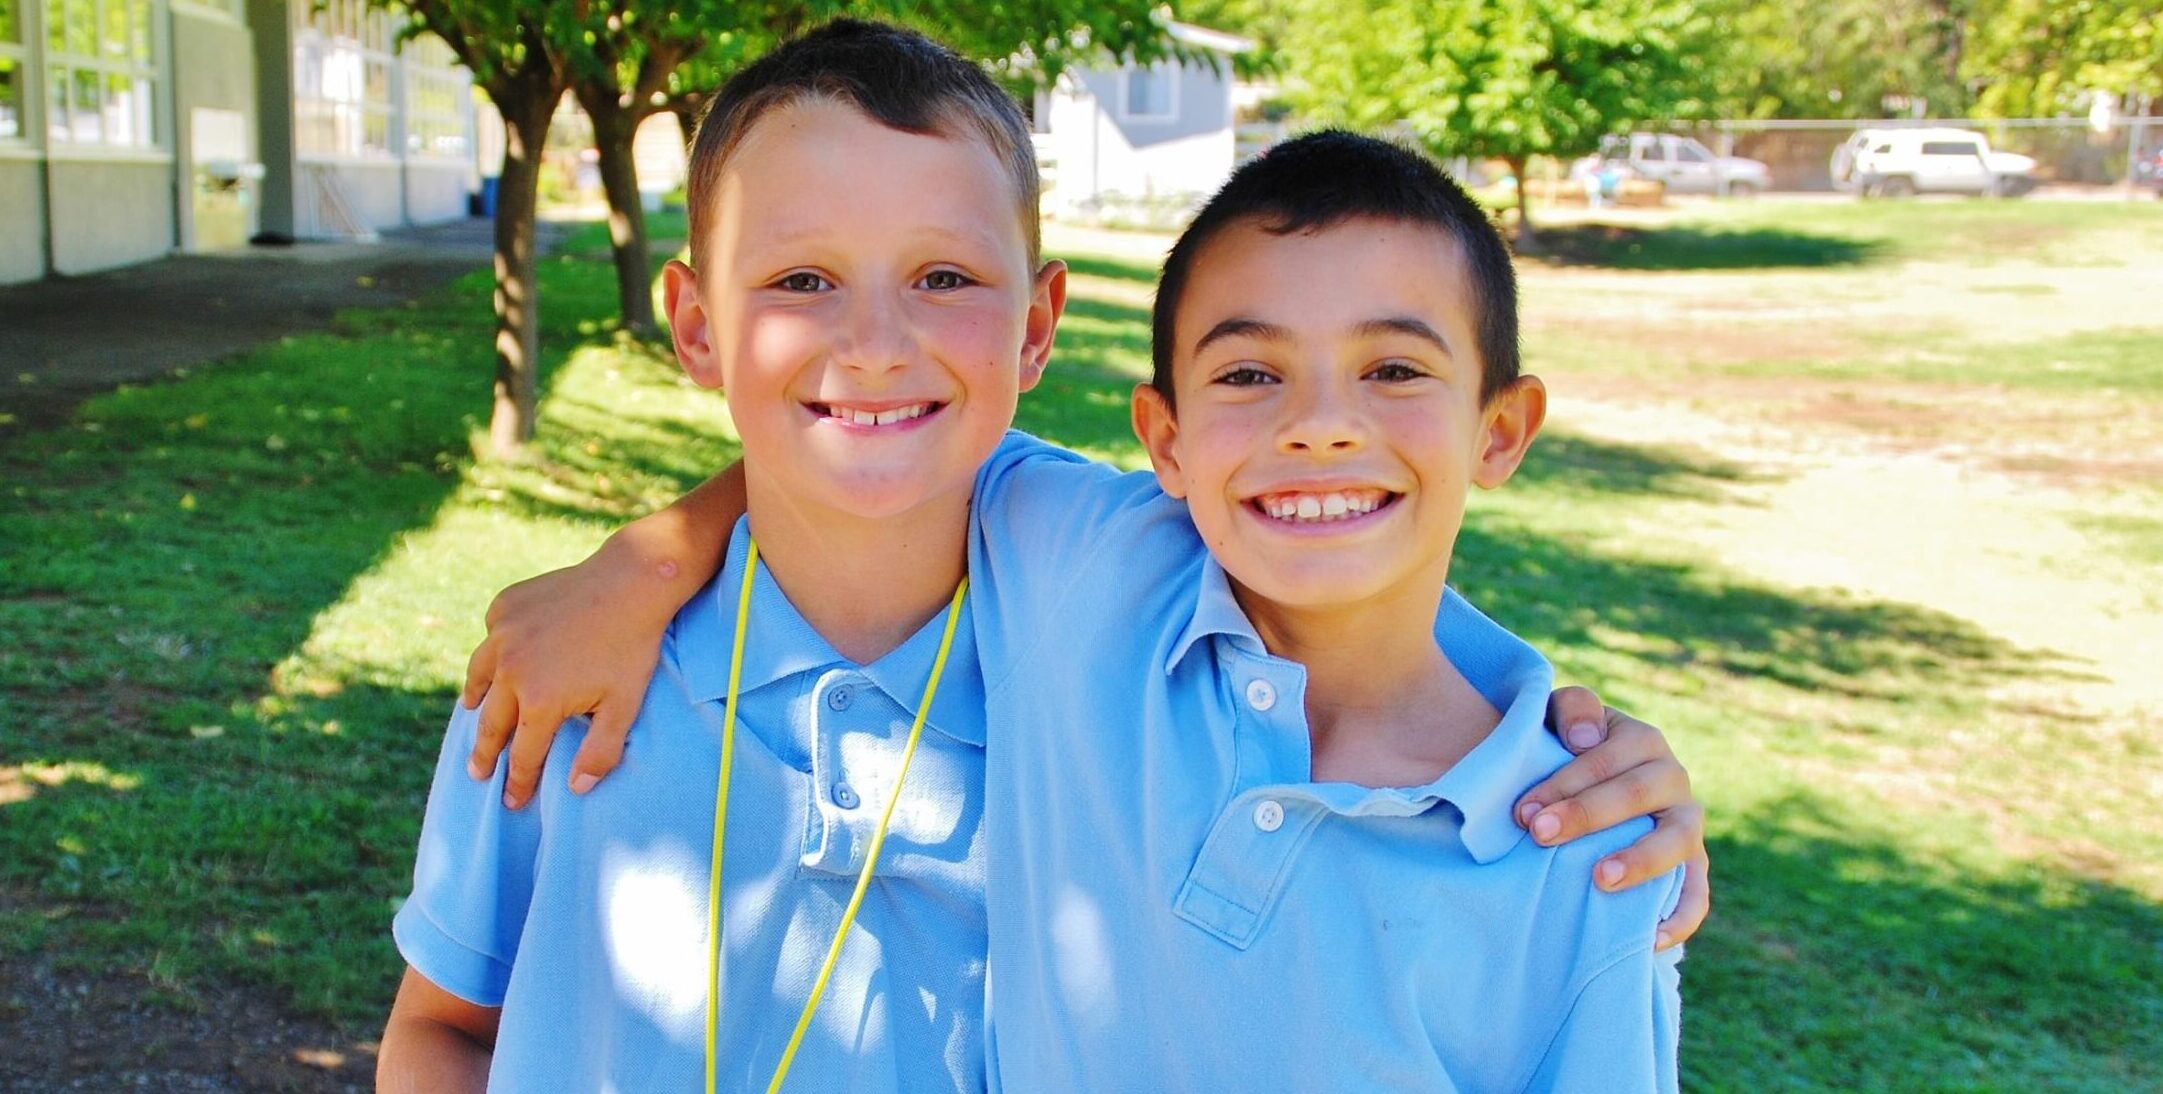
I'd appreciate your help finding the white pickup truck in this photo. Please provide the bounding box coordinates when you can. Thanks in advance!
[1831,128,2038,197]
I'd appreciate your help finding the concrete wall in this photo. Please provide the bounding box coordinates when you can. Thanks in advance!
[405,161,470,225]
[0,160,48,284]
[171,9,259,251]
[47,159,175,274]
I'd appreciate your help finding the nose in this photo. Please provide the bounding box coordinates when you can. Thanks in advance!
[1277,372,1366,455]
[834,285,915,378]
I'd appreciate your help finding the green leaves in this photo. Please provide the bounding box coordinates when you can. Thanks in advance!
[1282,0,1721,162]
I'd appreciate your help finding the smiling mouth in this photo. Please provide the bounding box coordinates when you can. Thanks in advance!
[807,401,943,427]
[1249,488,1400,524]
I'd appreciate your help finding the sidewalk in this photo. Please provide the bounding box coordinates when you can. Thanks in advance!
[0,218,538,430]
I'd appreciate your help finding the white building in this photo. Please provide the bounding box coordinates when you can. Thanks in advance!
[1034,21,1251,222]
[0,0,477,285]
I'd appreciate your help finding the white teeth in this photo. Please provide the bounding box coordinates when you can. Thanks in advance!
[827,403,930,426]
[1258,491,1388,523]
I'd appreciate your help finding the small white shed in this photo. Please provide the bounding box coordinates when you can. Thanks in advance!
[1035,21,1253,223]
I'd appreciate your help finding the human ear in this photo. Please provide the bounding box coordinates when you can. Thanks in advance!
[1018,260,1068,393]
[1131,383,1190,499]
[663,260,723,390]
[1472,375,1547,489]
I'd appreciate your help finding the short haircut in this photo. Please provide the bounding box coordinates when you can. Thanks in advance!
[685,19,1040,270]
[1151,130,1520,407]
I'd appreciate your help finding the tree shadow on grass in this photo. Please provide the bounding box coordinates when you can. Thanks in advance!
[1684,792,2163,1091]
[1455,512,2083,709]
[1514,430,1768,502]
[0,239,632,1081]
[1531,224,1890,271]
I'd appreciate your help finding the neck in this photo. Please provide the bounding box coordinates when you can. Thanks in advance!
[1234,570,1497,786]
[742,475,969,665]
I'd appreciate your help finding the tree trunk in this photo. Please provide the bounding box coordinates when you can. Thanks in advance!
[487,89,558,457]
[581,96,658,336]
[672,94,705,148]
[1507,155,1542,254]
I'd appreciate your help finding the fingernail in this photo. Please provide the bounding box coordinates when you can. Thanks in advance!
[502,790,520,810]
[1533,813,1560,843]
[570,773,598,795]
[1655,930,1673,951]
[468,758,490,780]
[1597,859,1625,888]
[1566,722,1603,750]
[1516,801,1540,827]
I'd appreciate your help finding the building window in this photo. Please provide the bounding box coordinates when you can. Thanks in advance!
[43,0,159,149]
[1122,64,1176,122]
[402,32,468,160]
[293,0,396,158]
[0,0,28,142]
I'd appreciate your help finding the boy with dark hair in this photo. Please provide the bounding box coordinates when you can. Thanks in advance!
[972,129,1683,1089]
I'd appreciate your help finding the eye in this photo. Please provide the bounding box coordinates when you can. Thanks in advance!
[919,269,976,292]
[775,271,830,293]
[1215,365,1278,386]
[1366,359,1427,382]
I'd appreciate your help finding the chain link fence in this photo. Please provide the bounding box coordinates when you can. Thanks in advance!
[1683,117,2163,193]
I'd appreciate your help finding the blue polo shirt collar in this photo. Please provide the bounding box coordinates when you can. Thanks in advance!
[1164,557,1266,673]
[1167,557,1556,864]
[680,517,986,746]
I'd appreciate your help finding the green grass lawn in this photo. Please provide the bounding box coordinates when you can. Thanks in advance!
[4,203,2159,1089]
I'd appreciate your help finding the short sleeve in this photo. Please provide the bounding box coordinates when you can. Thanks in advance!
[391,702,551,1006]
[970,431,1174,686]
[1522,919,1684,1093]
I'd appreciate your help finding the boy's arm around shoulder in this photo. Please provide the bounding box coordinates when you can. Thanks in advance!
[464,464,743,807]
[1520,867,1686,1094]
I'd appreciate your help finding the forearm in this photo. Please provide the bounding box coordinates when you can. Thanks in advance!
[377,1015,492,1093]
[597,461,745,608]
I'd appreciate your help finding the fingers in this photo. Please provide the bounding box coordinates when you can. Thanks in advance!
[461,634,499,711]
[1520,758,1692,853]
[468,690,519,782]
[1657,847,1712,951]
[568,701,639,795]
[1544,686,1610,753]
[1586,801,1704,895]
[501,708,565,810]
[1515,716,1673,826]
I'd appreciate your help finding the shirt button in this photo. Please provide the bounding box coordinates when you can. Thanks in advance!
[827,687,853,711]
[1253,799,1285,833]
[1245,679,1277,712]
[832,782,859,809]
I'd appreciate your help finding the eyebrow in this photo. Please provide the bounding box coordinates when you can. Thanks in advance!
[1193,317,1293,355]
[1354,316,1453,357]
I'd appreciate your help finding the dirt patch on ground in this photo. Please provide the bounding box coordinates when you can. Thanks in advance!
[0,959,375,1092]
[1552,390,2163,711]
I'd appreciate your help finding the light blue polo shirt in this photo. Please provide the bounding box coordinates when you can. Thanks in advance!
[395,516,990,1092]
[969,443,1684,1093]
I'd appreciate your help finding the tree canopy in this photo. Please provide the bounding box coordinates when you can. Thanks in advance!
[1279,0,1721,244]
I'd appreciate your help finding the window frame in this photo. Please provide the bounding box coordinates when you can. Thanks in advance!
[292,0,399,161]
[0,0,33,146]
[1119,62,1178,123]
[40,0,162,152]
[400,30,468,162]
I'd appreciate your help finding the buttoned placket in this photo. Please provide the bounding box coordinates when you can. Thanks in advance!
[803,668,889,877]
[1172,643,1329,950]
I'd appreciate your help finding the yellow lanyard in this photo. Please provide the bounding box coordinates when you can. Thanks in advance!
[705,538,970,1094]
